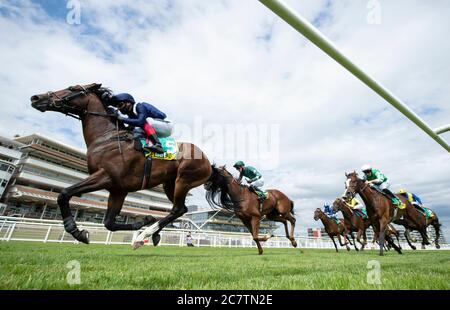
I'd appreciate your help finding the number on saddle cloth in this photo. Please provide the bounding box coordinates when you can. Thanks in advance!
[142,137,178,160]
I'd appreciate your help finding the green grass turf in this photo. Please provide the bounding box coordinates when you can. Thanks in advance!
[0,241,448,290]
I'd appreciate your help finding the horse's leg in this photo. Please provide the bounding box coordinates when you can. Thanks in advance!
[250,216,272,255]
[378,223,386,256]
[58,169,112,244]
[142,180,176,245]
[285,213,297,248]
[104,192,157,231]
[433,220,441,249]
[419,228,431,246]
[330,235,338,253]
[404,229,417,250]
[352,232,359,251]
[134,183,190,248]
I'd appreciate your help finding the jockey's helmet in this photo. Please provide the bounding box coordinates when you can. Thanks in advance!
[398,189,407,194]
[111,93,135,107]
[361,164,372,173]
[233,161,245,169]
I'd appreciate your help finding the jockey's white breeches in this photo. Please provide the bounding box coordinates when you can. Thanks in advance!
[374,181,390,191]
[146,118,173,138]
[251,177,264,189]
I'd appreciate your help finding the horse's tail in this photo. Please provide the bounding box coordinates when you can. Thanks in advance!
[205,165,241,213]
[290,200,295,215]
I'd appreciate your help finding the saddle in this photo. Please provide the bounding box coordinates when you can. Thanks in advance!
[369,185,406,209]
[133,135,178,190]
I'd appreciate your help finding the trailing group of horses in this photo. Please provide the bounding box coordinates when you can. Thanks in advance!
[30,83,441,256]
[315,173,441,256]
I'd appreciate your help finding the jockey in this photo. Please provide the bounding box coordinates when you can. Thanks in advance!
[110,93,166,154]
[233,161,266,200]
[344,196,367,218]
[361,164,405,208]
[398,189,431,217]
[323,203,338,221]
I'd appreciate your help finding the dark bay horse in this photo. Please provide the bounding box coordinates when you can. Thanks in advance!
[313,208,350,252]
[344,172,418,255]
[205,165,296,255]
[332,198,371,251]
[31,83,212,249]
[400,206,442,250]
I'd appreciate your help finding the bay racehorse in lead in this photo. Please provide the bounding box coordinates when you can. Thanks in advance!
[31,83,212,249]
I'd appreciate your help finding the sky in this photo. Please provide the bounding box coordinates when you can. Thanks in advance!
[0,0,449,239]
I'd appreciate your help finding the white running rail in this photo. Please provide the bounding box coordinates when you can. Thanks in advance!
[258,0,450,153]
[0,216,447,250]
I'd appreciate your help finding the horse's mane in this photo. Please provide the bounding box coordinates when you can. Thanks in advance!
[205,165,242,213]
[94,87,114,107]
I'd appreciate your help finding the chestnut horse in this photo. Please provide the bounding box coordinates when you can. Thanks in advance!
[31,83,212,249]
[344,172,419,255]
[205,165,297,255]
[313,208,350,252]
[332,198,371,251]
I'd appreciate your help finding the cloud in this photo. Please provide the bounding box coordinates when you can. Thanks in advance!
[0,0,449,240]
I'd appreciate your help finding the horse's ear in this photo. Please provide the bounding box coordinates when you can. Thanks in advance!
[345,172,348,177]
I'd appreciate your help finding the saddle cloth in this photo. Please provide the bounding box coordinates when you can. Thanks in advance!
[139,137,178,160]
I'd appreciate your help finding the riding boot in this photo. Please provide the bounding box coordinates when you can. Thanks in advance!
[148,133,164,154]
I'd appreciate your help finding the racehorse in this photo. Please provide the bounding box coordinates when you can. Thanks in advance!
[332,197,371,251]
[313,208,350,252]
[372,224,402,251]
[205,165,296,255]
[398,205,442,250]
[343,172,426,255]
[31,83,212,249]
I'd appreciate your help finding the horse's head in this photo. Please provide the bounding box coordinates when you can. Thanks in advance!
[313,208,322,221]
[205,164,241,212]
[31,83,103,116]
[332,197,344,213]
[344,171,361,199]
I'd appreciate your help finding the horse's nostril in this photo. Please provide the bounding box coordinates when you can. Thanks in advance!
[31,95,40,102]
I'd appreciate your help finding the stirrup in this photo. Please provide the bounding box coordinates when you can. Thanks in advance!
[149,143,164,154]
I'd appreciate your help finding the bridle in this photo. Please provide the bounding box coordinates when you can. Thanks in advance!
[346,175,369,199]
[46,85,115,121]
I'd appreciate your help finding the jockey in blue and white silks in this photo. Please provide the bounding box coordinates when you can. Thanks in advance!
[110,93,169,154]
[324,203,338,222]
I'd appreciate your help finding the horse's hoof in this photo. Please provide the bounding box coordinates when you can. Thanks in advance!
[152,234,161,246]
[132,241,145,250]
[292,241,298,248]
[436,244,441,249]
[144,215,157,226]
[411,245,417,251]
[74,230,90,244]
[346,247,350,251]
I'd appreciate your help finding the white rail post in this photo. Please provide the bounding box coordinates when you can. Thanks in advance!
[258,0,450,153]
[44,226,52,243]
[6,223,16,241]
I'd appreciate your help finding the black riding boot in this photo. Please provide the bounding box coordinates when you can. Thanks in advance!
[148,133,164,154]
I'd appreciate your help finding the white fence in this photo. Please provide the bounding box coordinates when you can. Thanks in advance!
[0,216,447,250]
